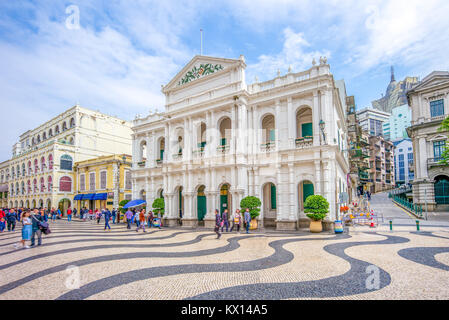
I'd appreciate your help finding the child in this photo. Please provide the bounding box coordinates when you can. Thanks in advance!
[0,217,6,232]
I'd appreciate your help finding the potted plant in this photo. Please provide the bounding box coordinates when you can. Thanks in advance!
[152,198,165,227]
[240,196,261,230]
[304,195,329,233]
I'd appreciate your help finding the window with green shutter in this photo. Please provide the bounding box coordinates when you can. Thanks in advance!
[269,129,275,142]
[301,123,313,138]
[270,184,277,209]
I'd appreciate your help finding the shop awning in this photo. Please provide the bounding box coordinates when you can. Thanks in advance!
[123,199,146,208]
[73,194,84,200]
[93,193,108,200]
[81,193,96,200]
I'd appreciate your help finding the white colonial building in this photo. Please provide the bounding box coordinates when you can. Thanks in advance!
[7,105,133,212]
[407,71,449,211]
[131,55,349,230]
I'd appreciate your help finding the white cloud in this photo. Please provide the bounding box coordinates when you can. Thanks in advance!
[247,28,330,81]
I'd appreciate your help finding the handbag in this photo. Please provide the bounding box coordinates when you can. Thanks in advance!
[31,215,51,234]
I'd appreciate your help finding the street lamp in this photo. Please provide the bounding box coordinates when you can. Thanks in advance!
[319,120,327,145]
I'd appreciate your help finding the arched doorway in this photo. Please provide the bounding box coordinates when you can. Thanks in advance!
[58,198,71,216]
[197,185,207,222]
[46,199,51,210]
[31,199,36,209]
[219,184,231,214]
[434,175,449,205]
[25,200,30,209]
[38,199,43,208]
[262,182,277,228]
[298,180,314,211]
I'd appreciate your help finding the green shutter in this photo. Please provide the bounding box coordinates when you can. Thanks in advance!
[270,184,277,209]
[303,183,314,203]
[160,149,164,160]
[197,196,207,221]
[269,129,275,141]
[221,138,227,146]
[301,123,313,138]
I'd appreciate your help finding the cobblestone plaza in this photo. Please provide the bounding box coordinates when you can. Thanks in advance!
[1,216,448,300]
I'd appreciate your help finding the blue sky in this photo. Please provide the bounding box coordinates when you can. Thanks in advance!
[1,0,449,162]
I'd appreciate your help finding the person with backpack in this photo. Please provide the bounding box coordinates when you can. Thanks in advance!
[73,207,77,218]
[67,207,72,222]
[6,209,17,232]
[57,208,62,219]
[244,208,251,234]
[111,208,117,224]
[230,209,242,233]
[136,209,146,232]
[221,209,230,233]
[214,209,222,239]
[104,208,112,231]
[14,210,32,249]
[30,209,44,247]
[125,208,133,229]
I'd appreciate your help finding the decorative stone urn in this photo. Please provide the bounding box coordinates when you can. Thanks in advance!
[249,219,258,230]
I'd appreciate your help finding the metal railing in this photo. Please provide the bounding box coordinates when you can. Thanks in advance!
[389,193,424,219]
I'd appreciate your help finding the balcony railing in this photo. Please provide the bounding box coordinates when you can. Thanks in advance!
[217,144,230,154]
[137,161,146,167]
[172,153,183,160]
[193,148,204,158]
[260,141,276,151]
[427,157,446,167]
[295,137,313,149]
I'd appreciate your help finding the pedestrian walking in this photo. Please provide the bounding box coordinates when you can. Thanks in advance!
[136,209,146,232]
[147,210,154,228]
[0,217,5,233]
[6,209,17,232]
[51,208,57,222]
[111,208,117,224]
[30,209,44,247]
[96,209,101,224]
[125,209,133,229]
[244,208,251,234]
[230,209,242,232]
[104,208,112,231]
[214,209,222,239]
[73,207,77,218]
[15,210,32,249]
[67,207,72,222]
[221,209,229,232]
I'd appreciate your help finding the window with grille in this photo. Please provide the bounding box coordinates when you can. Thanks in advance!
[434,140,446,161]
[89,172,96,191]
[80,174,85,191]
[430,99,444,118]
[48,176,52,192]
[100,171,107,189]
[60,155,73,171]
[125,170,132,189]
[59,176,72,192]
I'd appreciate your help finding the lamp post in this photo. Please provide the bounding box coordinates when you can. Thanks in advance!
[319,120,327,145]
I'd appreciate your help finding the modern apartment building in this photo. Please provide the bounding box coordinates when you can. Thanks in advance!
[393,138,414,186]
[368,135,395,193]
[357,107,391,137]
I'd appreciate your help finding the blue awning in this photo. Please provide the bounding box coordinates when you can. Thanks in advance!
[73,194,83,200]
[82,193,96,200]
[93,193,108,200]
[123,199,146,208]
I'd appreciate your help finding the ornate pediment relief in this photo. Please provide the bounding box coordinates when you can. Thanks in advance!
[177,63,224,86]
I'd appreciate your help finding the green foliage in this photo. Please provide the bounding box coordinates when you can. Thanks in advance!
[118,200,130,214]
[240,196,261,219]
[152,198,165,217]
[438,116,449,165]
[304,195,329,221]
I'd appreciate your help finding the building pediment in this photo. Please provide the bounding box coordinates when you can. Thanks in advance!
[409,72,449,93]
[162,55,244,93]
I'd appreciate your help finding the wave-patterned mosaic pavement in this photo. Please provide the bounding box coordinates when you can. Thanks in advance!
[0,220,448,300]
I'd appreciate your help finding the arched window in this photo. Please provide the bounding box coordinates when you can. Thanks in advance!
[59,176,72,192]
[70,118,75,128]
[62,122,67,131]
[48,176,52,192]
[43,132,47,140]
[21,182,25,195]
[16,165,20,177]
[10,183,14,196]
[48,154,53,170]
[60,154,73,171]
[28,161,32,175]
[32,138,35,145]
[33,179,37,192]
[55,125,60,135]
[37,135,41,143]
[27,180,31,194]
[40,177,45,193]
[15,182,19,194]
[48,129,53,137]
[22,163,26,176]
[41,157,46,172]
[34,159,39,173]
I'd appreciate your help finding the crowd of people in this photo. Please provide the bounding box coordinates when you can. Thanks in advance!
[0,204,255,249]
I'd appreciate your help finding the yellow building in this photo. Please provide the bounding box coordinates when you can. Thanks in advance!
[73,154,132,212]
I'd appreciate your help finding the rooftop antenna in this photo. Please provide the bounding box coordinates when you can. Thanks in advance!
[200,29,203,55]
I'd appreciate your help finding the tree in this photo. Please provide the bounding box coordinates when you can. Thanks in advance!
[304,195,329,221]
[438,116,449,165]
[240,196,261,219]
[119,200,130,214]
[152,198,165,217]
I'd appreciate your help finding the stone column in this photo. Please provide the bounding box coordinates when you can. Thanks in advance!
[313,91,321,146]
[112,162,119,210]
[287,97,295,149]
[181,192,197,228]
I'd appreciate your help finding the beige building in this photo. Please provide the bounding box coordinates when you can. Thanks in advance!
[407,71,449,211]
[0,160,10,208]
[6,105,133,212]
